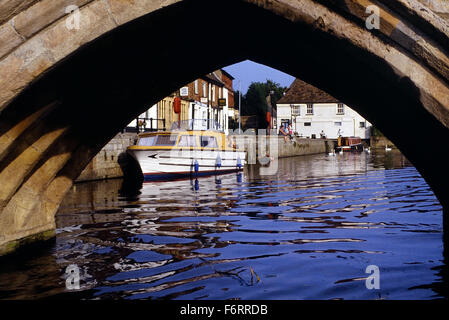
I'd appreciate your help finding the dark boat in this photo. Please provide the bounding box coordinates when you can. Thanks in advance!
[336,136,363,152]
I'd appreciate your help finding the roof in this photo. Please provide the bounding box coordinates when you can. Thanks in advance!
[277,78,339,104]
[221,69,235,80]
[201,72,225,87]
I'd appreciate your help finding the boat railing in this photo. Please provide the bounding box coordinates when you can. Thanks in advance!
[125,117,167,133]
[170,119,223,132]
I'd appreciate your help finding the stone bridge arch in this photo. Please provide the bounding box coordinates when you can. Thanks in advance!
[1,0,449,255]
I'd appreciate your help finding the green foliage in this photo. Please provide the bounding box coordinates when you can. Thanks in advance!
[237,80,287,128]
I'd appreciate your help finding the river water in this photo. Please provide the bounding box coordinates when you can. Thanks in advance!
[0,150,446,300]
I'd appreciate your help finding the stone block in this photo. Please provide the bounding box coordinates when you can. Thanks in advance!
[13,0,92,38]
[0,22,24,60]
[0,0,36,26]
[38,0,116,62]
[105,0,181,26]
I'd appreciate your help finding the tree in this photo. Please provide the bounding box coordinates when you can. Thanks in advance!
[240,80,287,128]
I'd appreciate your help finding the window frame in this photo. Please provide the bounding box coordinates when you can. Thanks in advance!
[337,103,345,115]
[202,82,207,98]
[291,105,300,116]
[306,104,314,115]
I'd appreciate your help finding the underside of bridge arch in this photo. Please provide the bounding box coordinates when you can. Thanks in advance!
[1,0,449,255]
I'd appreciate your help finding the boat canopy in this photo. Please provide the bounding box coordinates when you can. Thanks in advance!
[131,129,244,152]
[135,131,225,149]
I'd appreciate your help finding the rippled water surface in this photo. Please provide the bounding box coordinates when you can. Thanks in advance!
[0,150,447,299]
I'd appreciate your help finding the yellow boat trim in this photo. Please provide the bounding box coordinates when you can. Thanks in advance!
[129,130,244,152]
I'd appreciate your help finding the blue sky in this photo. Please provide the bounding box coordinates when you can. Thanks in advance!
[223,60,295,94]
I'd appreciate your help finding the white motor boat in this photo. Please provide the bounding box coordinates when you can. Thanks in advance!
[127,122,246,181]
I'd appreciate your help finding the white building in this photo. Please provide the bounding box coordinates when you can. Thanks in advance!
[276,79,371,140]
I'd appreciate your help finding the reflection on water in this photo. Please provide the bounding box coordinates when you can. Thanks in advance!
[0,150,446,299]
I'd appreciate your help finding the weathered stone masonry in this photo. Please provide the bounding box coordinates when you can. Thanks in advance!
[1,0,449,255]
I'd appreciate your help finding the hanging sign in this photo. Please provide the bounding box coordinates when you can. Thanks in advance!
[174,97,181,114]
[218,98,226,107]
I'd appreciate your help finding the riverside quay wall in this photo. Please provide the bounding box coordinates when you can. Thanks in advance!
[243,136,333,165]
[277,137,333,158]
[76,133,137,182]
[76,135,333,182]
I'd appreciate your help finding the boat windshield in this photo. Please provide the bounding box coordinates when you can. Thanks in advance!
[155,135,178,146]
[178,135,197,147]
[200,136,218,148]
[138,136,156,146]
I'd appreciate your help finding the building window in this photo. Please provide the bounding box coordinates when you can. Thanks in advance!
[337,103,344,115]
[203,82,207,98]
[291,105,300,116]
[334,121,342,126]
[304,122,311,126]
[194,80,198,94]
[306,104,313,115]
[360,121,366,128]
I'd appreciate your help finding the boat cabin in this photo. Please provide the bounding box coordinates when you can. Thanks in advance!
[337,136,363,152]
[129,130,238,151]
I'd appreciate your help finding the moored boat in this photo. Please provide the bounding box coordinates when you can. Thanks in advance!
[127,122,246,181]
[335,136,363,152]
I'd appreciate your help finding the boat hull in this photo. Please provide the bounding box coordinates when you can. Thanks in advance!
[336,144,364,152]
[128,148,246,181]
[142,168,242,181]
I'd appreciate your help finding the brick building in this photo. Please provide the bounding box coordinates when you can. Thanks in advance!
[127,69,236,134]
